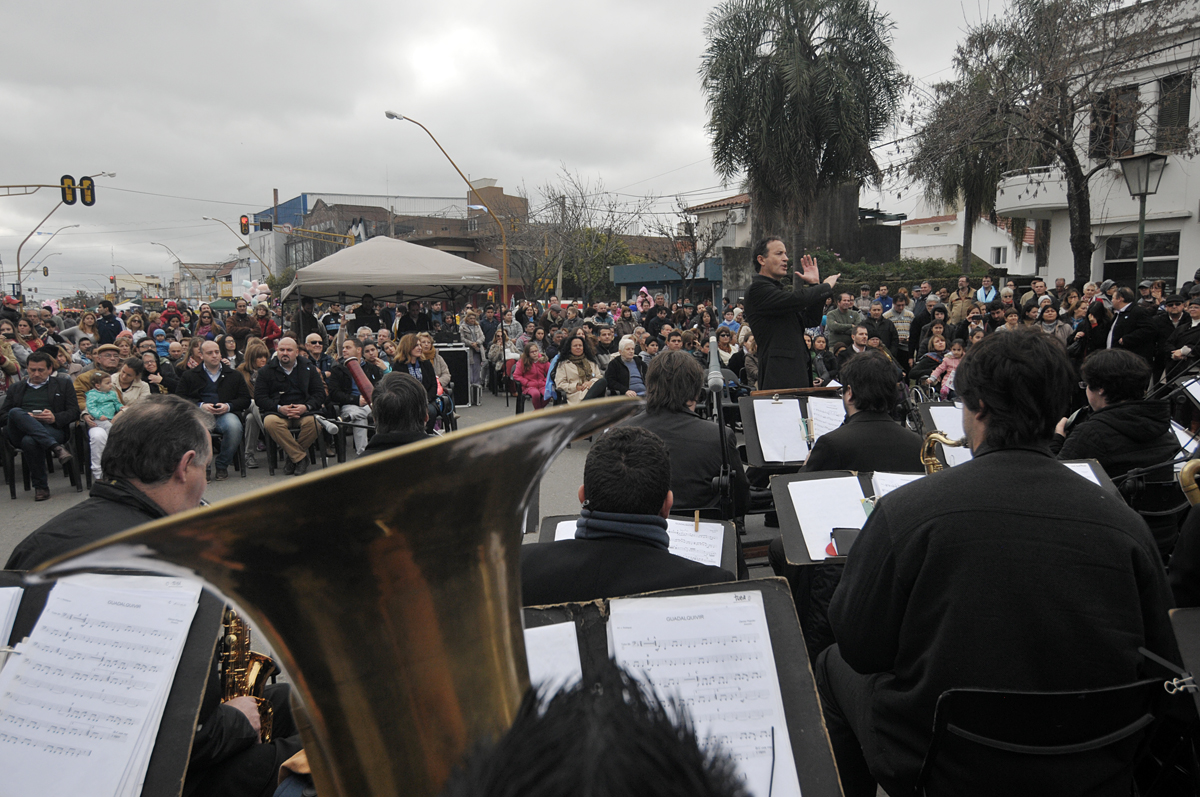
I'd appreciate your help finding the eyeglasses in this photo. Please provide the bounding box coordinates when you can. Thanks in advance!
[1079,381,1090,390]
[308,341,323,347]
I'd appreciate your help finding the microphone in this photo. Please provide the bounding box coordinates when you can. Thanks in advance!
[707,333,723,393]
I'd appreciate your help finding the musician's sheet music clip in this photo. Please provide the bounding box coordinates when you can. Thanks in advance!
[1139,646,1199,693]
[771,393,783,404]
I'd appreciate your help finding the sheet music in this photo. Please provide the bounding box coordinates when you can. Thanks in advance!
[524,622,583,692]
[926,404,973,466]
[787,476,868,561]
[1185,378,1200,408]
[0,578,200,797]
[1173,421,1199,473]
[870,471,924,499]
[1062,461,1101,486]
[807,396,844,441]
[0,587,22,672]
[753,399,808,463]
[608,591,801,797]
[554,519,725,569]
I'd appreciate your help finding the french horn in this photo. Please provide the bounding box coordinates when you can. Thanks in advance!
[33,398,640,797]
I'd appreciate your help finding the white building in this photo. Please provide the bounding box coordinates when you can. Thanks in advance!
[901,212,1035,271]
[684,193,755,249]
[994,6,1200,289]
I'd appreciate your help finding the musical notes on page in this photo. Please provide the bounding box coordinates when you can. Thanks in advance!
[0,587,21,671]
[608,591,801,797]
[554,519,725,569]
[806,396,844,441]
[870,471,924,499]
[753,399,808,463]
[0,577,201,797]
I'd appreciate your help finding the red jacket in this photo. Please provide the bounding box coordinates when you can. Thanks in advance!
[512,359,549,395]
[256,316,282,350]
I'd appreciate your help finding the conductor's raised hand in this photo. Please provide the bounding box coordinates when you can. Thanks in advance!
[796,254,820,284]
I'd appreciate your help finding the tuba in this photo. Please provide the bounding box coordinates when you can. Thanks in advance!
[921,430,967,474]
[34,398,640,797]
[1180,459,1200,505]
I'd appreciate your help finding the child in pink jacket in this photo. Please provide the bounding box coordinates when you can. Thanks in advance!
[929,339,965,399]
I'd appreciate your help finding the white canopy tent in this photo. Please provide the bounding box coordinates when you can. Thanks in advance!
[280,236,498,304]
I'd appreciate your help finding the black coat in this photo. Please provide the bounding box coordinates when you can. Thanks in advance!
[828,446,1177,794]
[363,429,430,452]
[743,272,832,390]
[0,375,79,430]
[5,479,167,569]
[862,316,900,359]
[327,361,381,407]
[1050,399,1177,481]
[804,411,924,474]
[393,359,438,402]
[1166,320,1200,362]
[620,409,750,515]
[175,364,252,417]
[254,358,326,415]
[1110,303,1157,362]
[520,537,734,606]
[604,355,645,395]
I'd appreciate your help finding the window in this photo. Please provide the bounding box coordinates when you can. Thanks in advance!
[990,247,1007,265]
[1102,231,1179,288]
[1089,85,1139,159]
[1157,73,1193,152]
[467,217,478,232]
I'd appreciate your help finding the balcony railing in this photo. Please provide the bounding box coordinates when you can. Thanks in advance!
[995,167,1069,219]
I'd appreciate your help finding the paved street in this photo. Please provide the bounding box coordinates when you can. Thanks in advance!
[0,390,595,565]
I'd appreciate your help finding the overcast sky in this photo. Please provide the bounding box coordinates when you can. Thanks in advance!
[0,0,991,300]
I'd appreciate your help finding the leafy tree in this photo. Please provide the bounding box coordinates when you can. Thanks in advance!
[644,197,730,302]
[701,0,905,250]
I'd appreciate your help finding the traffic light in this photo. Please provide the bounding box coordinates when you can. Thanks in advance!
[60,175,77,205]
[109,276,116,284]
[42,266,48,277]
[487,289,495,302]
[240,215,250,235]
[79,176,95,206]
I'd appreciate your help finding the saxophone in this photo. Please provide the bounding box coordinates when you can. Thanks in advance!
[220,607,280,742]
[921,430,968,474]
[1180,459,1200,506]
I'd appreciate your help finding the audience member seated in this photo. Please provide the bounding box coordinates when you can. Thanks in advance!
[329,338,373,456]
[0,351,76,501]
[176,340,252,481]
[363,372,431,454]
[619,350,749,516]
[255,337,325,476]
[521,426,734,605]
[604,337,646,397]
[512,342,550,410]
[392,333,439,431]
[814,330,1177,797]
[554,336,600,405]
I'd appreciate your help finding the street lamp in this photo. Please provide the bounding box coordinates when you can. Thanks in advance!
[385,110,510,305]
[1116,151,1168,286]
[201,217,274,278]
[14,171,113,297]
[25,224,79,268]
[151,241,212,302]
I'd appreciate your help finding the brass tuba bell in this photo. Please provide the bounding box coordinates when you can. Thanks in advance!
[34,398,641,797]
[921,430,968,474]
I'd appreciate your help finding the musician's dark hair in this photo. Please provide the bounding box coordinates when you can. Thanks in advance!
[1081,349,1151,404]
[372,373,428,434]
[342,337,363,352]
[121,356,144,376]
[956,330,1071,448]
[26,351,56,370]
[752,236,783,272]
[102,395,214,483]
[644,350,703,413]
[442,660,747,797]
[839,349,895,413]
[583,427,671,516]
[1116,287,1136,305]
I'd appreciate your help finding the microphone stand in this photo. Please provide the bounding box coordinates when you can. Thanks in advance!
[707,334,734,520]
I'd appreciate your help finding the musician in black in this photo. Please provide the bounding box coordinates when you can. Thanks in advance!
[816,330,1177,797]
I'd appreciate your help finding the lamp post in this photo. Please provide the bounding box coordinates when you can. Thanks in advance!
[201,216,274,279]
[151,241,212,302]
[385,111,510,305]
[1116,152,1168,286]
[15,171,113,298]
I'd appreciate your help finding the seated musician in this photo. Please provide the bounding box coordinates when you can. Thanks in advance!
[363,372,430,453]
[520,426,734,606]
[815,330,1177,797]
[767,349,924,658]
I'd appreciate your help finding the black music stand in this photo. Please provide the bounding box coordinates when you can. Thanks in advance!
[523,578,842,797]
[0,571,224,797]
[537,514,740,576]
[738,395,809,469]
[1169,607,1200,717]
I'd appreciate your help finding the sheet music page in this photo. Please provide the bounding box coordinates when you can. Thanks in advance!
[554,519,725,569]
[926,404,974,466]
[787,476,867,561]
[1062,461,1101,486]
[524,622,583,692]
[806,397,844,441]
[607,591,802,797]
[0,580,199,797]
[870,472,924,499]
[1185,378,1200,407]
[1173,421,1198,473]
[753,399,808,463]
[0,587,22,671]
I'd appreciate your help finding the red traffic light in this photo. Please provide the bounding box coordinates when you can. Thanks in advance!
[240,215,250,235]
[109,276,116,284]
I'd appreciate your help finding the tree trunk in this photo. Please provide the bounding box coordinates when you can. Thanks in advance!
[961,196,980,273]
[1035,219,1051,276]
[1059,148,1096,286]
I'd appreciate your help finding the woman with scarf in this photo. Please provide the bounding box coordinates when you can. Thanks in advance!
[554,335,600,405]
[1037,304,1072,346]
[396,333,441,430]
[192,306,225,341]
[140,350,177,395]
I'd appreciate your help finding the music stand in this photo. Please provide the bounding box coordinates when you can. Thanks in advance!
[537,514,739,576]
[738,395,809,468]
[1169,607,1200,716]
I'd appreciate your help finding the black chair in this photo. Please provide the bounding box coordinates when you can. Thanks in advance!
[3,423,82,499]
[913,678,1162,796]
[207,426,248,480]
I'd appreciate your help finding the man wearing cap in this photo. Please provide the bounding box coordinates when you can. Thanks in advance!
[854,284,874,314]
[320,302,342,339]
[74,342,124,433]
[1,295,22,326]
[1154,295,1189,380]
[1137,280,1158,310]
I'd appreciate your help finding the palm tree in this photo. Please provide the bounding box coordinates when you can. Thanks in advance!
[701,0,904,252]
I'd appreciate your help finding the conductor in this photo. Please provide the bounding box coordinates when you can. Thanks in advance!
[743,237,839,390]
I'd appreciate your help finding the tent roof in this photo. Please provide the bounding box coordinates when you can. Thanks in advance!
[280,236,498,303]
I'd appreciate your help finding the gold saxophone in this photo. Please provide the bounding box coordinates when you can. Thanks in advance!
[921,430,968,474]
[34,398,640,797]
[220,606,280,742]
[1180,459,1200,506]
